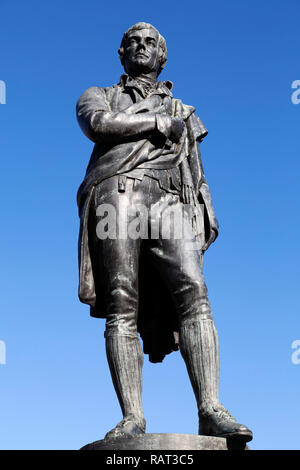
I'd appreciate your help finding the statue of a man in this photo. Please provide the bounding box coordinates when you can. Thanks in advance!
[76,22,252,444]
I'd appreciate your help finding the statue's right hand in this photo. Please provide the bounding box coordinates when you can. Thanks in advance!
[156,115,185,143]
[169,117,185,143]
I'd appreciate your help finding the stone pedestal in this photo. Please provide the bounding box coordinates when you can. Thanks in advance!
[81,433,248,450]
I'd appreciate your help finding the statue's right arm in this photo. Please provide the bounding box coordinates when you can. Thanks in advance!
[76,86,158,143]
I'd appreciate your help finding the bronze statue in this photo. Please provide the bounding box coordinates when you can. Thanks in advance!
[76,22,253,444]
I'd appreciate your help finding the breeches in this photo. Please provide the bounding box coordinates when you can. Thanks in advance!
[88,175,213,337]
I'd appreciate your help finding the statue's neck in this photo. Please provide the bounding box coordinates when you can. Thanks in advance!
[129,71,158,83]
[132,74,157,86]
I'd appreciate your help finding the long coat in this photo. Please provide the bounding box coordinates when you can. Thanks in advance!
[76,77,219,362]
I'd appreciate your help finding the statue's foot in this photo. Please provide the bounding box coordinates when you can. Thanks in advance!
[198,403,253,443]
[104,415,146,440]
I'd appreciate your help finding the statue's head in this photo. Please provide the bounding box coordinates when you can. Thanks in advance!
[118,22,167,77]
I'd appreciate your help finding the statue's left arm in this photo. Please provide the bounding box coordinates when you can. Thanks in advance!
[185,111,219,252]
[196,141,219,252]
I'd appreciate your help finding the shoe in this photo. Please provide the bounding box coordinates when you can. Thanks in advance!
[104,414,146,440]
[198,403,253,442]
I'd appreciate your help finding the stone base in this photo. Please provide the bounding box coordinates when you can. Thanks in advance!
[81,433,249,450]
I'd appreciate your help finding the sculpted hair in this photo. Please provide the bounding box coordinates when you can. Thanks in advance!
[118,22,167,76]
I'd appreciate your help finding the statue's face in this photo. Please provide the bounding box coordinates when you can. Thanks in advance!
[123,28,161,76]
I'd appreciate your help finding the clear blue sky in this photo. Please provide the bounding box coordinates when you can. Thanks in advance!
[0,0,299,450]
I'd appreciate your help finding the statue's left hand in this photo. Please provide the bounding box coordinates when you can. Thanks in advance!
[202,228,218,253]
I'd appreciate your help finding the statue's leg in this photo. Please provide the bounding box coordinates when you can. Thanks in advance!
[90,176,146,438]
[105,334,145,439]
[179,306,252,442]
[179,310,220,417]
[148,193,252,442]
